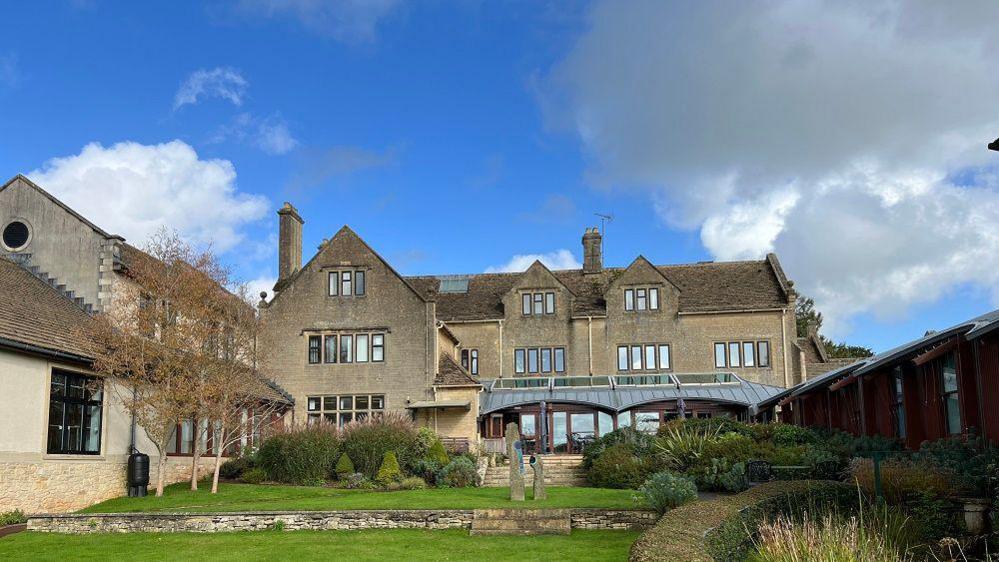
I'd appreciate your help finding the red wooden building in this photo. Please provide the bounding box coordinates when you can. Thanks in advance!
[758,309,999,448]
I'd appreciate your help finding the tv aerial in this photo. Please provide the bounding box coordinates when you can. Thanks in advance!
[594,213,614,235]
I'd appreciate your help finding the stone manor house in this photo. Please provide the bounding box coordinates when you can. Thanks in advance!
[0,174,837,512]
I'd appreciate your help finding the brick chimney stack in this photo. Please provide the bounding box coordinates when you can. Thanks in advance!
[277,202,304,283]
[582,227,603,274]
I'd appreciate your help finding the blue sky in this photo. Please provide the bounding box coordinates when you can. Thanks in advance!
[2,1,998,353]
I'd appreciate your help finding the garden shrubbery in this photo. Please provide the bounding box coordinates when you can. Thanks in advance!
[256,424,341,485]
[639,471,698,514]
[588,443,652,489]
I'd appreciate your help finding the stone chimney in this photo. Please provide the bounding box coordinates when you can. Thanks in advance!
[582,227,603,274]
[277,202,304,283]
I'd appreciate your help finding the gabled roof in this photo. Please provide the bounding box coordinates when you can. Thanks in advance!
[0,255,95,361]
[606,255,678,293]
[408,258,790,321]
[435,353,480,387]
[0,175,123,241]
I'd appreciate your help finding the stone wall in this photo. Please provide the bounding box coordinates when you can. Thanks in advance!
[1,456,218,514]
[28,509,657,533]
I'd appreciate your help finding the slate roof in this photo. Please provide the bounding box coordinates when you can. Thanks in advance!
[479,376,784,416]
[408,258,790,322]
[436,353,481,387]
[0,256,95,361]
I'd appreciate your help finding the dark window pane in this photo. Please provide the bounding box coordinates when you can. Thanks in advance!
[340,396,353,410]
[339,413,353,427]
[48,401,64,452]
[341,335,353,363]
[84,404,102,453]
[371,395,385,409]
[528,348,539,373]
[470,349,479,375]
[461,349,469,369]
[324,335,337,363]
[758,342,770,367]
[541,348,552,373]
[355,270,365,295]
[356,395,369,409]
[341,271,352,296]
[372,334,384,362]
[554,348,565,373]
[515,349,526,374]
[308,335,321,364]
[308,397,321,411]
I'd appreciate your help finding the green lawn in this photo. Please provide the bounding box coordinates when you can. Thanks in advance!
[0,529,638,562]
[81,482,642,513]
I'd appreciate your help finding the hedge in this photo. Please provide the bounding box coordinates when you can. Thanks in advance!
[629,480,859,562]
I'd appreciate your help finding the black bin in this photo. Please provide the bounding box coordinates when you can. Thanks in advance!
[127,452,149,497]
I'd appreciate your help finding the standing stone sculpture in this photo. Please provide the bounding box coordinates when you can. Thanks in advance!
[506,422,525,501]
[530,455,546,500]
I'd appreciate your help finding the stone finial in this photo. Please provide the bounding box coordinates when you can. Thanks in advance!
[506,422,525,502]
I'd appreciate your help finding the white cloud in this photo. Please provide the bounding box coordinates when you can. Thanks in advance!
[29,141,269,252]
[544,0,999,337]
[235,0,402,43]
[486,250,582,273]
[210,113,299,155]
[174,67,249,110]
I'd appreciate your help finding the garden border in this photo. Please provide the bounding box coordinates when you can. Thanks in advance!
[27,508,656,534]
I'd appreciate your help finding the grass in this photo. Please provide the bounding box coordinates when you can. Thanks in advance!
[0,529,638,562]
[80,482,642,513]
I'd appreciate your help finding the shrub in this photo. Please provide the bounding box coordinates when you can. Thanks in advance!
[691,459,749,493]
[752,509,906,562]
[640,471,698,514]
[341,413,421,479]
[219,455,254,480]
[335,453,355,478]
[765,444,810,466]
[241,467,267,484]
[256,425,340,485]
[582,426,656,469]
[914,434,998,495]
[436,457,477,488]
[427,439,450,466]
[655,423,721,472]
[396,476,428,490]
[700,432,757,467]
[660,417,756,440]
[0,510,26,526]
[589,443,649,489]
[375,451,403,487]
[410,458,443,484]
[769,423,818,447]
[848,457,952,504]
[333,473,374,490]
[630,480,859,562]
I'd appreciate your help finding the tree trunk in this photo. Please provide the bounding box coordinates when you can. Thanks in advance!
[155,449,167,497]
[190,419,201,491]
[212,450,223,494]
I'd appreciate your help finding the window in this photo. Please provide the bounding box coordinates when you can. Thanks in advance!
[941,353,960,435]
[757,341,770,368]
[636,288,647,311]
[341,271,352,296]
[308,335,321,364]
[372,334,384,362]
[728,342,741,367]
[625,286,662,312]
[515,347,566,374]
[356,334,369,362]
[715,340,771,368]
[649,288,660,310]
[618,343,672,371]
[892,367,906,439]
[714,343,727,368]
[533,293,543,315]
[306,394,385,427]
[355,270,365,296]
[340,334,353,363]
[742,342,755,367]
[324,335,337,364]
[461,349,469,370]
[522,293,531,315]
[461,348,479,375]
[625,289,634,311]
[545,292,555,314]
[658,345,671,370]
[2,220,30,251]
[47,371,103,455]
[328,272,339,296]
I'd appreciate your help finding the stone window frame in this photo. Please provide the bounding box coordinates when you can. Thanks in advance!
[1,217,32,252]
[520,290,556,317]
[306,331,386,365]
[306,393,385,427]
[623,286,661,313]
[327,268,368,298]
[460,348,479,375]
[616,343,671,372]
[514,346,567,375]
[714,340,772,369]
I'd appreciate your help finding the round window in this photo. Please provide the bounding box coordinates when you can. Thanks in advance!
[2,220,30,251]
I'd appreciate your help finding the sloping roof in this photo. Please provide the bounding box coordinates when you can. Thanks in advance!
[409,259,790,321]
[806,358,857,379]
[0,256,95,361]
[435,353,480,387]
[479,376,784,416]
[0,175,122,241]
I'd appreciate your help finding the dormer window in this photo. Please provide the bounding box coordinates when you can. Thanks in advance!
[624,287,660,312]
[522,291,555,316]
[328,269,366,297]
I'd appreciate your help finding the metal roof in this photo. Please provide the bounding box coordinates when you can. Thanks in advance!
[479,374,785,416]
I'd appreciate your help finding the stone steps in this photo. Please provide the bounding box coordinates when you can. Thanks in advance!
[470,509,571,536]
[481,455,587,487]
